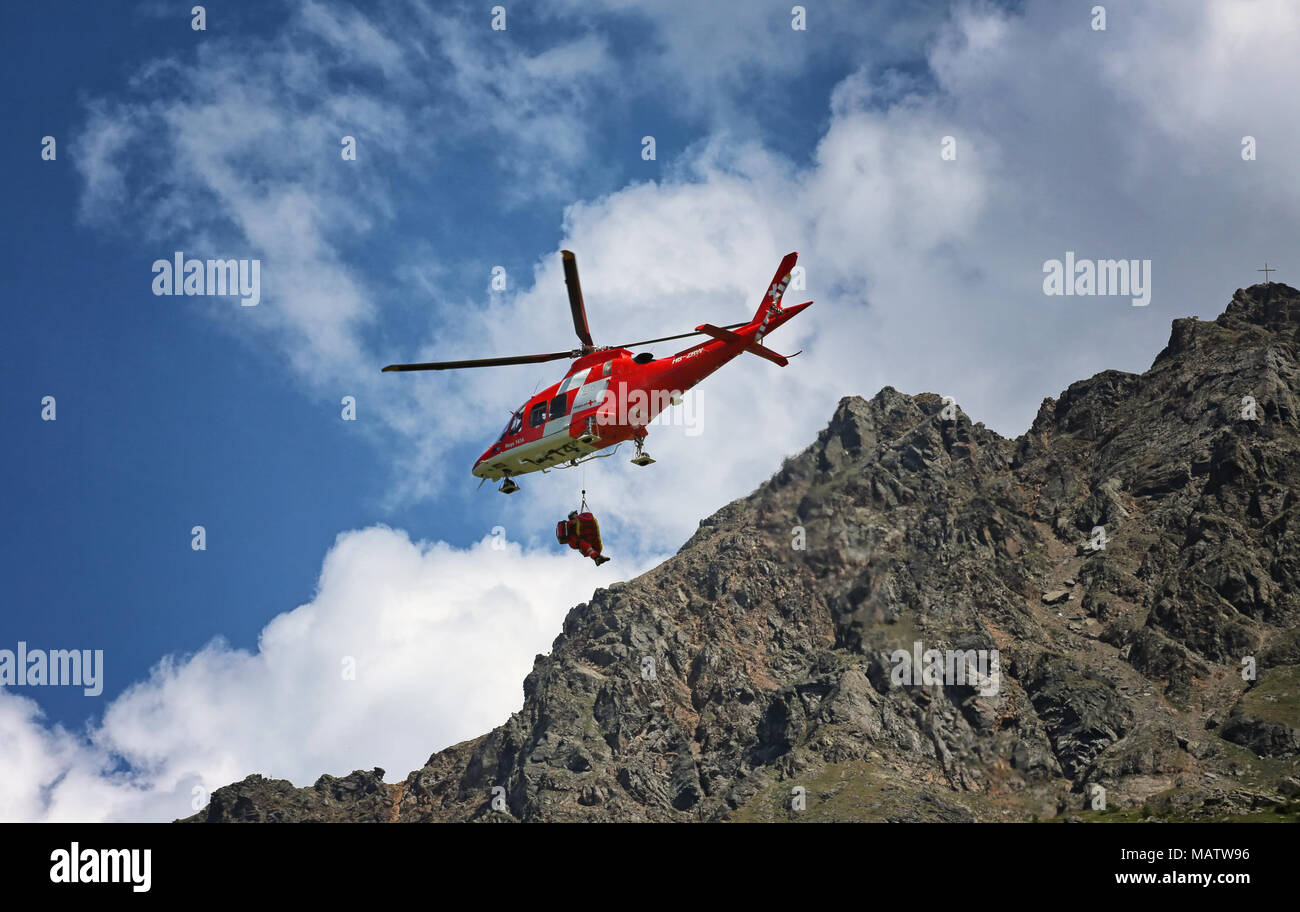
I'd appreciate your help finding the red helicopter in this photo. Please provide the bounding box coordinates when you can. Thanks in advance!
[383,250,811,494]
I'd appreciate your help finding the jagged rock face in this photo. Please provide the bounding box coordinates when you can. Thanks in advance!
[189,770,395,823]
[187,284,1300,823]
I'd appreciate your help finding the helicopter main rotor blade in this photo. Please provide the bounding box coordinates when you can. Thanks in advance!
[561,250,594,348]
[382,350,577,372]
[383,319,756,372]
[610,321,748,350]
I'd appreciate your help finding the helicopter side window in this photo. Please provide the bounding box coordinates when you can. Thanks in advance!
[528,401,548,428]
[550,393,569,421]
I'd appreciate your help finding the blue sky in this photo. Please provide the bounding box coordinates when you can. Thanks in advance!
[2,0,1296,821]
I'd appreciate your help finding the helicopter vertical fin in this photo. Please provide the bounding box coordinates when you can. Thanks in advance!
[751,252,799,324]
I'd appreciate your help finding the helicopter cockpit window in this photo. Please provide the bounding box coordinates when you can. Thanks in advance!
[529,401,548,428]
[501,408,524,440]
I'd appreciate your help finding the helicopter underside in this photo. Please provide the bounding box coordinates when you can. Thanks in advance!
[472,426,610,480]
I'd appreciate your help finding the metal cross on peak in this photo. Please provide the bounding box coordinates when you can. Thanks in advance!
[1258,262,1276,283]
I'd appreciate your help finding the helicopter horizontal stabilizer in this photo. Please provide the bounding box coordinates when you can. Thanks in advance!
[743,343,796,367]
[694,322,743,344]
[695,323,796,367]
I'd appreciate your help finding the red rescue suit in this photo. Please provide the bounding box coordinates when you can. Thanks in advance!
[556,511,609,565]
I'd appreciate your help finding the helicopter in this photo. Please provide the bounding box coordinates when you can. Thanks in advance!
[383,250,811,493]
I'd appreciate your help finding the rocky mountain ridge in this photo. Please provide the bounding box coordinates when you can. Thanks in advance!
[186,283,1300,822]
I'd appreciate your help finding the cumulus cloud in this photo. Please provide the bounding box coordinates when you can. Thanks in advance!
[0,527,660,822]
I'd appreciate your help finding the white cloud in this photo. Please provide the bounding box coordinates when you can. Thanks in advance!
[0,527,661,822]
[429,23,618,199]
[548,0,951,123]
[298,0,412,82]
